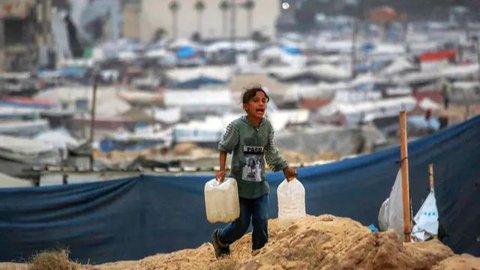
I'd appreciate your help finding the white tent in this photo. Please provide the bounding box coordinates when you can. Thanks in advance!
[419,98,441,111]
[371,43,406,55]
[37,86,131,116]
[163,89,233,117]
[319,96,417,126]
[163,89,232,107]
[315,39,355,53]
[0,135,60,164]
[167,39,200,49]
[310,64,351,81]
[0,172,33,188]
[153,107,182,124]
[267,64,351,81]
[34,129,80,159]
[205,40,259,53]
[442,64,479,79]
[382,58,414,76]
[166,66,233,82]
[268,109,310,131]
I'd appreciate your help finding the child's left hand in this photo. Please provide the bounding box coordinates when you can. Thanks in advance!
[283,166,297,182]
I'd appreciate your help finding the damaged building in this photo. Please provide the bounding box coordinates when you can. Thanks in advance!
[0,0,52,72]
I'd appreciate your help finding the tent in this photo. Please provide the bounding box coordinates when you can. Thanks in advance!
[176,46,197,59]
[170,76,227,89]
[0,172,33,188]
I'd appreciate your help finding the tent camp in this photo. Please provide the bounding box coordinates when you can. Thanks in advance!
[0,172,33,188]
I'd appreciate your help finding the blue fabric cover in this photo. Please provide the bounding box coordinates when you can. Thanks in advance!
[176,46,197,59]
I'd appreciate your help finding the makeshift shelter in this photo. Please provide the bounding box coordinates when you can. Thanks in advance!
[368,6,405,23]
[0,172,33,188]
[163,89,233,117]
[169,76,227,89]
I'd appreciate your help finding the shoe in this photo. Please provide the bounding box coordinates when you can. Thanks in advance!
[211,229,230,258]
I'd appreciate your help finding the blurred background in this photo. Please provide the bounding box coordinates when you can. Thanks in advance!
[0,0,479,186]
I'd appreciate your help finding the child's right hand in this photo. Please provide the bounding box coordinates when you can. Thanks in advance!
[216,170,226,182]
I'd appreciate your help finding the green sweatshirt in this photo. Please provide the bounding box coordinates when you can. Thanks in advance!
[218,116,288,199]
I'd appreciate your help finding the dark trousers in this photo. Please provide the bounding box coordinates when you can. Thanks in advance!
[218,193,269,250]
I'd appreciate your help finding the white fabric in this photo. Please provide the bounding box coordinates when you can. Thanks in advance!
[412,191,439,241]
[378,170,405,240]
[419,98,441,111]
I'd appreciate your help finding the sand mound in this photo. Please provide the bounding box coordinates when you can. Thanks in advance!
[432,254,480,270]
[2,215,479,270]
[94,215,476,270]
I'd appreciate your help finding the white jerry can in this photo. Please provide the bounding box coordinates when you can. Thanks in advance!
[204,178,240,223]
[277,178,306,222]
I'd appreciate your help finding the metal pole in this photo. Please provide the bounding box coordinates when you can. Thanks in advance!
[351,19,358,79]
[230,0,236,63]
[399,111,411,242]
[351,0,363,79]
[89,74,98,170]
[174,12,178,39]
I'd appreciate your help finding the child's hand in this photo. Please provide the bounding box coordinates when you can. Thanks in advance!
[283,167,297,182]
[216,170,227,182]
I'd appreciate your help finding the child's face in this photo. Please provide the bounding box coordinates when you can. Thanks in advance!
[244,91,268,119]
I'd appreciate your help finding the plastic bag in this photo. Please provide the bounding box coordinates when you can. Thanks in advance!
[412,191,439,241]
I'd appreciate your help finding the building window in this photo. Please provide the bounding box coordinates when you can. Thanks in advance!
[4,19,26,45]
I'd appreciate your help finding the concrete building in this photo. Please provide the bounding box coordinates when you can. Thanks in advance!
[138,0,280,42]
[0,0,53,72]
[122,0,141,40]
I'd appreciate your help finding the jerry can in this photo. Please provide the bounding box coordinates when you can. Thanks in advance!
[277,178,306,221]
[204,178,240,223]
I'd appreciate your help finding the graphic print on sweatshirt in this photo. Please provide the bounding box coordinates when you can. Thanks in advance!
[242,145,264,182]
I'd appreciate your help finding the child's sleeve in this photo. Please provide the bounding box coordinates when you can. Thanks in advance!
[218,122,239,153]
[265,129,288,172]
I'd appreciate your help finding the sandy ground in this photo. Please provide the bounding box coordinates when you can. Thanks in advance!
[1,215,479,270]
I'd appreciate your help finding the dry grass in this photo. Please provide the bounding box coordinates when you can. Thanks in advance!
[28,249,85,270]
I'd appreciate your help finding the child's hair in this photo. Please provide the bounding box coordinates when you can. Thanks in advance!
[242,85,270,104]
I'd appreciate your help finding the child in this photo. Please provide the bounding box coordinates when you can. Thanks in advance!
[211,86,297,257]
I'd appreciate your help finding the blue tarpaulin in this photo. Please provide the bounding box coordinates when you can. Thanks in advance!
[361,42,376,53]
[176,46,197,59]
[170,76,227,89]
[58,67,88,79]
[280,45,302,55]
[0,116,479,263]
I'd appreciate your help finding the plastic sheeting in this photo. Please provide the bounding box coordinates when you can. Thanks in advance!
[0,116,479,263]
[378,170,404,240]
[170,76,227,89]
[412,191,439,241]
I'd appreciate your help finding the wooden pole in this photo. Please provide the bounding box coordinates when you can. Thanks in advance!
[399,111,411,242]
[428,163,434,192]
